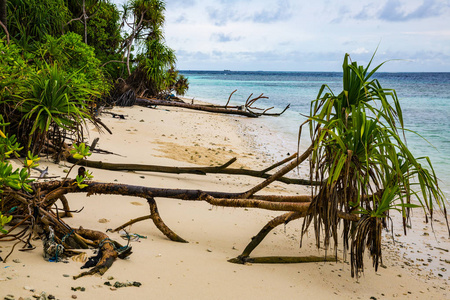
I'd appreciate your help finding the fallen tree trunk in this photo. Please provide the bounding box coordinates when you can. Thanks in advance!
[34,180,310,204]
[67,156,238,175]
[33,180,360,222]
[135,95,290,118]
[235,256,338,264]
[67,155,319,186]
[136,97,260,117]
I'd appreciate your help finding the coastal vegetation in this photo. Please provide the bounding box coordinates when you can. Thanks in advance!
[0,0,188,153]
[0,0,448,280]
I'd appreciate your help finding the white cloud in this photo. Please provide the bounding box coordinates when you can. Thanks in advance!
[111,0,450,71]
[351,47,370,54]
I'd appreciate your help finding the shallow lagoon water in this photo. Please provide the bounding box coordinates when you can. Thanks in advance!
[182,71,450,200]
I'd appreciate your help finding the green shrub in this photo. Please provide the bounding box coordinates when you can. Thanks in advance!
[38,32,110,94]
[66,1,123,79]
[0,39,37,102]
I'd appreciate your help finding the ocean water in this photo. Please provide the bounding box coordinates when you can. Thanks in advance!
[181,71,450,200]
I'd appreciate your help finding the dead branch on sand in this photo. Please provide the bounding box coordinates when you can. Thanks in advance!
[134,89,290,118]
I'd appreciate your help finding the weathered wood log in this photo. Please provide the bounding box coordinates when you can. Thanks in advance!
[67,155,319,186]
[34,180,302,204]
[136,97,260,117]
[68,156,237,175]
[136,94,291,118]
[33,181,360,222]
[201,194,311,212]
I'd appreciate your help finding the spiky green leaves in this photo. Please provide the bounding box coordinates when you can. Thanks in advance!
[304,52,447,278]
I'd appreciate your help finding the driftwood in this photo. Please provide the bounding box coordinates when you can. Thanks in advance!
[67,154,319,186]
[67,156,238,175]
[136,97,260,117]
[135,90,290,118]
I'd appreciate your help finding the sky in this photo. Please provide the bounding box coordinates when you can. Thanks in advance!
[113,0,450,72]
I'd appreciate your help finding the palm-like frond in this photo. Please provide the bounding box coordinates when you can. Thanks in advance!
[302,53,448,277]
[16,64,98,153]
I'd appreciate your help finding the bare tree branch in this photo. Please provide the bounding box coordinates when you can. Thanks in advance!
[0,20,9,45]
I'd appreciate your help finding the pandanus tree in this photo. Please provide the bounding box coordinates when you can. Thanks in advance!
[302,53,448,277]
[15,64,99,154]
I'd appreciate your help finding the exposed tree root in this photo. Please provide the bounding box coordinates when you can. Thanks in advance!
[113,198,188,243]
[1,141,364,278]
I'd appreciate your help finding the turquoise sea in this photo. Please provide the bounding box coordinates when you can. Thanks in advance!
[181,71,450,200]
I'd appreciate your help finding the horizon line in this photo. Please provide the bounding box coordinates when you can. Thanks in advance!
[179,69,450,74]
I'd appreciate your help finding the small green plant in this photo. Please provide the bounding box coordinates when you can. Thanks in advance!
[0,116,37,233]
[70,143,92,160]
[67,143,93,189]
[75,170,93,189]
[0,213,12,234]
[24,151,40,169]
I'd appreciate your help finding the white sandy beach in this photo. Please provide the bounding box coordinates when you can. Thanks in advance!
[1,103,449,299]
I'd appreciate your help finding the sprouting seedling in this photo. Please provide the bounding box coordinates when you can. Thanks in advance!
[75,169,93,189]
[0,213,12,234]
[64,143,93,189]
[23,151,40,170]
[70,143,92,160]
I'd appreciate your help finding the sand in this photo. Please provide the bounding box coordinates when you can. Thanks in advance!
[1,104,449,299]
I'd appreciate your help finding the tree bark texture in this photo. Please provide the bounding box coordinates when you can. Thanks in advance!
[68,155,319,186]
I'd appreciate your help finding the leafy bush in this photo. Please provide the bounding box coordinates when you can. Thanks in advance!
[66,1,123,78]
[0,39,37,102]
[38,32,110,94]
